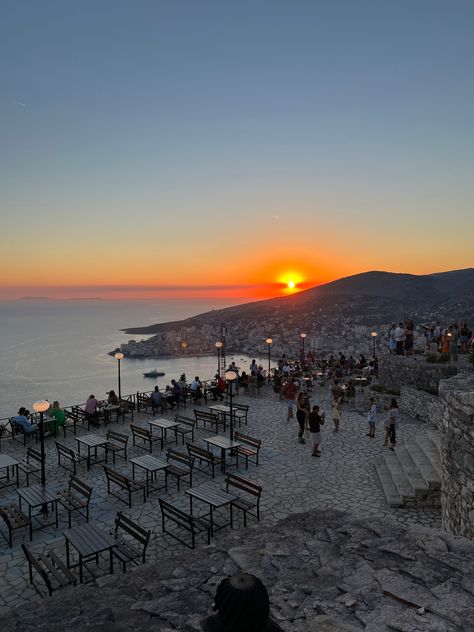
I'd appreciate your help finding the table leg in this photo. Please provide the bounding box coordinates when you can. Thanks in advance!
[66,539,71,567]
[109,547,114,575]
[221,448,226,473]
[79,553,83,583]
[54,500,58,528]
[15,464,19,488]
[210,505,214,537]
[87,446,91,471]
[189,495,193,515]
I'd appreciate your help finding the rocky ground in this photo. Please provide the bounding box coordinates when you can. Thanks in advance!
[1,382,468,630]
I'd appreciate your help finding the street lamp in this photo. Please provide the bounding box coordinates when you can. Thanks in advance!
[33,399,50,486]
[215,341,223,377]
[265,338,272,382]
[370,332,378,358]
[114,352,124,400]
[225,370,237,439]
[300,332,307,356]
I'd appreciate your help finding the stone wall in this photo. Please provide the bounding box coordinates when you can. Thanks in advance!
[439,374,474,539]
[400,385,444,427]
[378,355,457,395]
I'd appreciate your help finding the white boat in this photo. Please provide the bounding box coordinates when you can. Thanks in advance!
[143,369,165,378]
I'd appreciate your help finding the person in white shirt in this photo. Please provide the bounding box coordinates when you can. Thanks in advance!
[394,322,405,356]
[367,397,377,438]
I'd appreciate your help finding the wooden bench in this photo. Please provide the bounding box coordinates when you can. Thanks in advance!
[55,442,87,474]
[165,448,194,491]
[57,476,93,528]
[18,446,44,485]
[159,498,211,549]
[22,543,77,597]
[194,410,222,433]
[136,392,154,415]
[112,511,151,572]
[105,430,129,464]
[103,466,146,508]
[0,504,32,547]
[69,405,93,431]
[225,473,262,527]
[174,415,196,445]
[234,432,261,469]
[233,403,249,426]
[0,422,13,450]
[130,424,161,453]
[186,443,221,478]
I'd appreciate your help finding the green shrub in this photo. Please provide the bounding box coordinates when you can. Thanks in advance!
[437,353,450,363]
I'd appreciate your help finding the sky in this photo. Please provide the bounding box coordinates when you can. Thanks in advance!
[1,0,473,300]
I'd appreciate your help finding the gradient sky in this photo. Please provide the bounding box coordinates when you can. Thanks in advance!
[1,0,473,300]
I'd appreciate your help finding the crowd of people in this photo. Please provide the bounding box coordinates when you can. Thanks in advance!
[388,319,473,360]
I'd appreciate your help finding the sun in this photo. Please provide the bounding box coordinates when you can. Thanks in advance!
[287,280,296,289]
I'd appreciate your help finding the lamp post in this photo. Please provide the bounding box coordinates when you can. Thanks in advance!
[225,370,237,439]
[114,352,124,400]
[215,341,223,377]
[300,332,307,357]
[370,332,378,359]
[33,400,50,486]
[265,338,272,382]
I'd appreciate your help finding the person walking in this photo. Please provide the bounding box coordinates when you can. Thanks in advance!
[367,397,377,438]
[308,405,325,456]
[296,392,310,443]
[332,396,342,433]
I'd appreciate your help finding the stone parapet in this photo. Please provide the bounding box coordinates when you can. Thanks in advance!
[378,355,457,395]
[400,385,444,427]
[439,374,474,538]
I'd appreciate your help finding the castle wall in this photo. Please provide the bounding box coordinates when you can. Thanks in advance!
[378,355,457,395]
[439,374,474,539]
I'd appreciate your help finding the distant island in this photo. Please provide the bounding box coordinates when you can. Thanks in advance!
[116,268,474,360]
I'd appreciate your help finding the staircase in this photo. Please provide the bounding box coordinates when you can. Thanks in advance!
[375,431,442,508]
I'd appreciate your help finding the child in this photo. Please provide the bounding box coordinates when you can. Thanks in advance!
[308,405,325,456]
[367,397,377,438]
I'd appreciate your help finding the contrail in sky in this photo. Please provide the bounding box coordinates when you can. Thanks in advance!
[15,100,27,107]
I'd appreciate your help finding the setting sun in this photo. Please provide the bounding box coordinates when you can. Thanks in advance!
[287,280,295,289]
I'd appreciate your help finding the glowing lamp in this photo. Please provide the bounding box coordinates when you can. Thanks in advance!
[33,400,50,413]
[215,341,223,349]
[225,370,237,382]
[266,338,272,345]
[114,352,124,360]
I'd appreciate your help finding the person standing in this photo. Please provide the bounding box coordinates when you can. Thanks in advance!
[282,378,299,420]
[332,396,342,433]
[386,398,399,450]
[367,397,377,438]
[388,324,397,355]
[296,392,310,444]
[394,323,405,356]
[308,405,325,456]
[449,325,459,362]
[151,386,162,414]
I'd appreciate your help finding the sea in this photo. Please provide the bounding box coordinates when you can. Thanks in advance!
[0,298,259,419]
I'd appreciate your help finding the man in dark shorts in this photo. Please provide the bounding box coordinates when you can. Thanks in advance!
[308,405,325,456]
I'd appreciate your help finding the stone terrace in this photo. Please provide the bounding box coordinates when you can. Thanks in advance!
[0,383,441,616]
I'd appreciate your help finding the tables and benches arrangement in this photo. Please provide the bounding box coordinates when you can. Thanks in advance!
[75,433,109,470]
[18,447,43,486]
[225,473,262,527]
[159,498,211,549]
[233,432,261,469]
[104,430,129,464]
[130,454,169,495]
[103,465,147,508]
[112,511,151,572]
[148,417,179,449]
[0,453,20,491]
[63,521,117,584]
[22,543,77,597]
[130,424,161,453]
[185,483,236,537]
[57,476,93,528]
[165,448,194,491]
[194,409,222,433]
[203,435,241,474]
[55,442,88,474]
[17,484,59,539]
[187,443,222,478]
[0,503,32,547]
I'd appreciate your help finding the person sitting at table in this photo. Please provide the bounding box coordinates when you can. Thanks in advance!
[84,394,101,427]
[50,400,66,434]
[11,407,38,434]
[171,379,182,404]
[151,386,162,414]
[210,374,226,401]
[107,390,119,405]
[164,384,177,409]
[190,376,203,404]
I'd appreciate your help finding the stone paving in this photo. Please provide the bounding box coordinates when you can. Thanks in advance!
[0,383,441,615]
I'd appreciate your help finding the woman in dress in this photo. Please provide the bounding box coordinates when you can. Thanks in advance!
[50,400,66,434]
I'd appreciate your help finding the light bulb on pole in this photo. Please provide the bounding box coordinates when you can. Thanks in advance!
[370,331,378,358]
[33,399,50,486]
[265,338,273,382]
[114,352,124,400]
[215,341,223,377]
[300,332,307,356]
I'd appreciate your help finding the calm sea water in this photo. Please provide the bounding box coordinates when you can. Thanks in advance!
[0,298,256,417]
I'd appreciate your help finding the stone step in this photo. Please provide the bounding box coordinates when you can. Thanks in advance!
[404,441,441,489]
[415,434,442,479]
[394,446,430,494]
[374,460,404,507]
[382,452,416,501]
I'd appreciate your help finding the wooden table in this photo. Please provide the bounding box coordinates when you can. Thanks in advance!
[0,454,19,491]
[64,522,116,583]
[186,484,236,537]
[76,434,108,470]
[17,484,59,538]
[101,405,122,425]
[130,454,169,495]
[148,418,179,450]
[204,436,241,474]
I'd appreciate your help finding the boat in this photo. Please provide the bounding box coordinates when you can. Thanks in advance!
[143,369,165,378]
